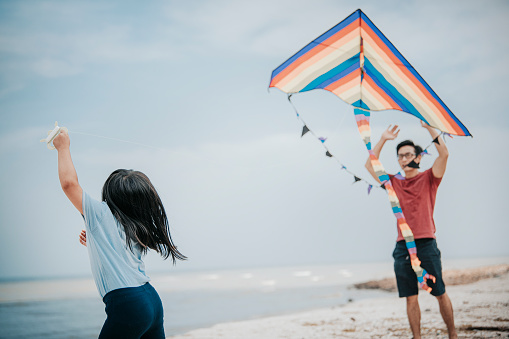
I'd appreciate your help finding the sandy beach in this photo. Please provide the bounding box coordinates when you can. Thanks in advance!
[169,265,509,338]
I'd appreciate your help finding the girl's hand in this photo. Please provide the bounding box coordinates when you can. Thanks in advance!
[382,125,400,141]
[53,129,70,151]
[79,230,87,247]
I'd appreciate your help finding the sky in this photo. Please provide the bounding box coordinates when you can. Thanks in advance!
[0,0,508,280]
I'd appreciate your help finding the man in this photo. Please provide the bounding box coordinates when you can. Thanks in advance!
[365,121,457,339]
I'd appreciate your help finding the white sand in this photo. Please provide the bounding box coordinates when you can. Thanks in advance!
[169,271,509,338]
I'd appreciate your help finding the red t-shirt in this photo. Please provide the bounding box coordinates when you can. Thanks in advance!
[389,168,442,241]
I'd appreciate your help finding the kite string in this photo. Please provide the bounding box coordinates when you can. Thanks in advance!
[69,130,299,172]
[70,130,167,151]
[421,132,445,154]
[288,94,378,190]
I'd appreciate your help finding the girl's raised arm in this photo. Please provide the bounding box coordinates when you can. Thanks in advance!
[54,130,83,215]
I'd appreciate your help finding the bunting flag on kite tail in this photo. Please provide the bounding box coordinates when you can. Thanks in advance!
[269,9,471,293]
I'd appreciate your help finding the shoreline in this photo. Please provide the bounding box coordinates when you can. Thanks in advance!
[168,264,509,338]
[354,264,509,292]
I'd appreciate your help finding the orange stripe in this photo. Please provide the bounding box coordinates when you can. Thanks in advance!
[272,20,359,88]
[361,23,458,132]
[360,21,459,133]
[277,29,360,90]
[277,28,360,90]
[363,75,400,109]
[357,125,370,134]
[328,75,361,98]
[356,119,370,128]
[325,68,359,92]
[399,224,411,232]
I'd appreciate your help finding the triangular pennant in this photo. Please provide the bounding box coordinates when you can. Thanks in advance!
[301,125,310,137]
[406,160,420,169]
[394,172,405,180]
[318,137,327,143]
[325,151,333,157]
[353,176,361,183]
[367,184,373,195]
[341,165,347,170]
[420,149,430,156]
[432,136,440,145]
[380,181,387,190]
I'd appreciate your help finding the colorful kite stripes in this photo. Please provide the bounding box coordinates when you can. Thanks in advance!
[354,108,436,292]
[269,9,471,137]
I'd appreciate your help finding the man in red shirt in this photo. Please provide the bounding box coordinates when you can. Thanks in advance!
[365,121,457,339]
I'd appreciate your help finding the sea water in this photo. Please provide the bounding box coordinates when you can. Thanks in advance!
[1,257,506,338]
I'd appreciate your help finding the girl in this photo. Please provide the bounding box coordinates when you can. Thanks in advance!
[53,130,186,338]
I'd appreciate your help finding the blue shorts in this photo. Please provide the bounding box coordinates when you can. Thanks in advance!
[392,238,446,298]
[100,283,165,339]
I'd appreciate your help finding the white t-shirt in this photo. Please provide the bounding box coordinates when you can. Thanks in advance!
[82,191,150,298]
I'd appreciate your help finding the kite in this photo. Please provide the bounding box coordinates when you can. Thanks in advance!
[269,9,471,293]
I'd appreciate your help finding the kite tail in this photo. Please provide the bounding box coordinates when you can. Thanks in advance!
[416,266,436,292]
[354,108,434,294]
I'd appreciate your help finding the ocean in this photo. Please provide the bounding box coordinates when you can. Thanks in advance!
[1,257,505,338]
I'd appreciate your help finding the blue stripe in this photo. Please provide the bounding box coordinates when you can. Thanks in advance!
[352,100,370,110]
[405,241,416,249]
[364,58,429,123]
[299,55,360,92]
[392,206,402,214]
[353,108,370,117]
[271,9,361,79]
[360,12,410,73]
[360,11,470,136]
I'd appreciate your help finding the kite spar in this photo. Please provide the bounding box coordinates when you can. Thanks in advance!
[269,9,471,292]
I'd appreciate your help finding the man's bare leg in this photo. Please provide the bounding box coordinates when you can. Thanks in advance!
[436,292,457,338]
[406,295,421,338]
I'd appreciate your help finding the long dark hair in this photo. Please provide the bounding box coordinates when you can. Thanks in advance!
[102,169,186,264]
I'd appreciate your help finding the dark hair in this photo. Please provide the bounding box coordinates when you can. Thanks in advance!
[396,140,423,156]
[102,169,186,264]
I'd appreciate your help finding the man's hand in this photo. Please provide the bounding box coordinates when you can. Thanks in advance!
[421,120,433,130]
[382,125,400,141]
[365,125,399,184]
[79,230,87,247]
[420,120,449,178]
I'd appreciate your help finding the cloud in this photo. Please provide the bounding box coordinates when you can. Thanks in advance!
[32,59,82,78]
[0,83,25,99]
[162,0,350,57]
[0,126,47,154]
[0,2,182,81]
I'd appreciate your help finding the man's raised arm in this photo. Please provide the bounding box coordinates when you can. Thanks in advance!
[365,125,400,184]
[421,121,449,178]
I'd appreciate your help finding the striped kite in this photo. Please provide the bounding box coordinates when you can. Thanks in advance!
[269,9,471,293]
